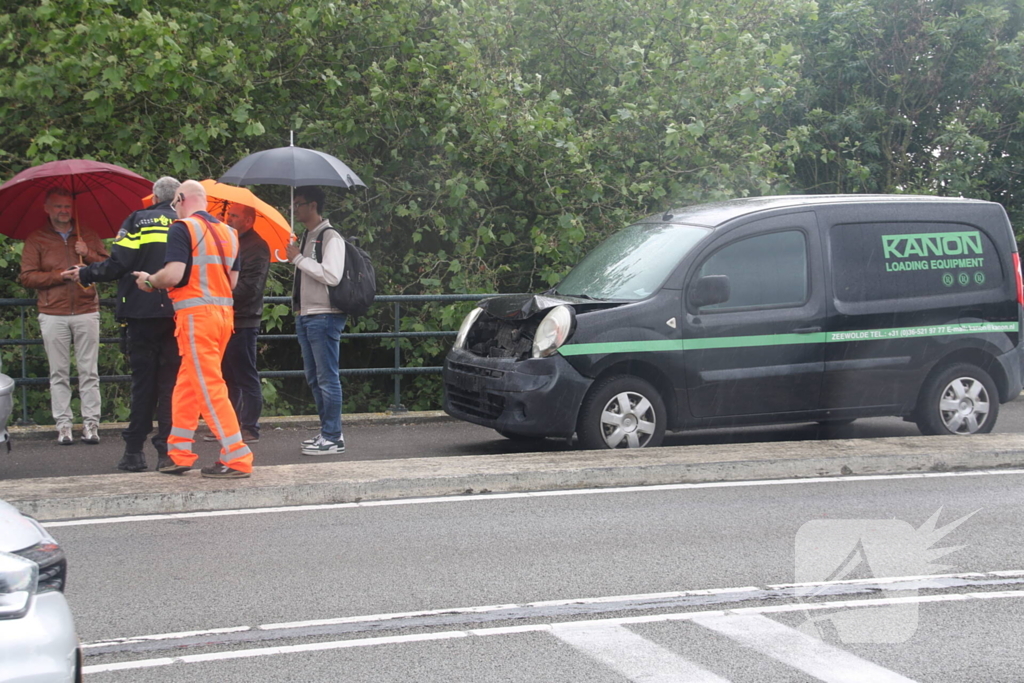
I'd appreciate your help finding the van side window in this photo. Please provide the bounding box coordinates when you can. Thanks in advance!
[697,230,808,310]
[831,222,1003,302]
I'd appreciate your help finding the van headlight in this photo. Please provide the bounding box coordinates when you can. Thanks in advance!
[532,305,574,358]
[0,551,38,620]
[453,307,484,350]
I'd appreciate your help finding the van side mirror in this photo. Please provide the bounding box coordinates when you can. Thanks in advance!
[689,275,730,309]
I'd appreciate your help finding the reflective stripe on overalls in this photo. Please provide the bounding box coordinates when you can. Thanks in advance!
[166,214,253,472]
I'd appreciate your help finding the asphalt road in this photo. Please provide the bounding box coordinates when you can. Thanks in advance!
[4,395,1024,481]
[56,468,1024,682]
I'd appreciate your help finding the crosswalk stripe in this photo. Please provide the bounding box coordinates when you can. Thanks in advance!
[551,622,731,683]
[690,613,917,683]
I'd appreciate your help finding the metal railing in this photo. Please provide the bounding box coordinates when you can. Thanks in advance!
[0,294,501,424]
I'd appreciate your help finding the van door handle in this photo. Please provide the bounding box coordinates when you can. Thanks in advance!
[792,326,822,334]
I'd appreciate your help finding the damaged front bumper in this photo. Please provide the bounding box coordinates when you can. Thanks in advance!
[442,349,591,439]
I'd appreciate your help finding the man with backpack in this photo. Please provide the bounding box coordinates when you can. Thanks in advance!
[286,186,349,455]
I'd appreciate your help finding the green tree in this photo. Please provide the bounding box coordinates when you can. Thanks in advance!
[786,0,1024,227]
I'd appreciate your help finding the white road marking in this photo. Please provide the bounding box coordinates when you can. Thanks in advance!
[85,631,469,674]
[82,590,1024,675]
[551,622,731,683]
[768,571,990,589]
[256,587,762,632]
[689,613,916,683]
[258,603,523,632]
[45,468,1024,528]
[82,625,251,648]
[82,569,1023,649]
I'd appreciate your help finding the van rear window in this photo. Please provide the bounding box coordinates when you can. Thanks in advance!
[831,222,1003,302]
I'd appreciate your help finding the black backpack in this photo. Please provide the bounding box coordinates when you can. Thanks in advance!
[310,227,377,317]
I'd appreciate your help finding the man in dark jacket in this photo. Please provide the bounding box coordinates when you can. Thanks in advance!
[217,202,269,442]
[64,176,183,472]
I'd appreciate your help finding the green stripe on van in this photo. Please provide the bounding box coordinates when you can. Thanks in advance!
[686,332,827,350]
[559,340,685,356]
[557,321,1018,357]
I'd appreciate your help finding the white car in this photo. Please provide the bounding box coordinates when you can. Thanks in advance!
[0,499,80,683]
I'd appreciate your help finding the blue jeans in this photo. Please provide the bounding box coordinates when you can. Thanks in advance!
[296,313,347,441]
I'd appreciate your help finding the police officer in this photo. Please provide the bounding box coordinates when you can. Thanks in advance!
[64,176,183,472]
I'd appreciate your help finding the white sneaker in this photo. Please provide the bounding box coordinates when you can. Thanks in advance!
[301,435,345,455]
[81,423,100,444]
[57,424,73,446]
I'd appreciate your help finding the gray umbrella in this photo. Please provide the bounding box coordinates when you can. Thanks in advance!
[218,145,365,189]
[219,138,366,232]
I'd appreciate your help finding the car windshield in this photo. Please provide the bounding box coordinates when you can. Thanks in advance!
[554,222,710,301]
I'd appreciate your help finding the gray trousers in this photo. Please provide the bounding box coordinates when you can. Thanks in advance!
[38,312,101,429]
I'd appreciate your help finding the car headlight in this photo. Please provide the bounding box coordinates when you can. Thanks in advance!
[532,305,574,358]
[0,551,38,620]
[453,307,484,350]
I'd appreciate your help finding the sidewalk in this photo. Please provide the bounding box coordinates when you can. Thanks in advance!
[5,410,453,440]
[2,410,1022,520]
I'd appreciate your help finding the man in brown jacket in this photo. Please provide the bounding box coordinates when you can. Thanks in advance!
[18,188,109,445]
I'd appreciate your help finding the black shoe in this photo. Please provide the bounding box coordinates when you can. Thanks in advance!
[116,452,147,472]
[202,433,219,442]
[156,455,190,475]
[200,462,250,479]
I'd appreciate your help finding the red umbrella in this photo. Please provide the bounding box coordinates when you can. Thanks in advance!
[0,160,152,239]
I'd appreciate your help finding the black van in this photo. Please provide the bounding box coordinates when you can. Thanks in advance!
[443,195,1024,449]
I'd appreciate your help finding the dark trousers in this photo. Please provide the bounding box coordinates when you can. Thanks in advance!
[122,318,181,455]
[221,326,262,437]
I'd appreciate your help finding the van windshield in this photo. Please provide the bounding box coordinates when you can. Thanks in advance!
[554,223,710,301]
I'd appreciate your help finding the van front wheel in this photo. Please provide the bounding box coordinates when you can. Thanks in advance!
[577,376,666,450]
[915,364,999,436]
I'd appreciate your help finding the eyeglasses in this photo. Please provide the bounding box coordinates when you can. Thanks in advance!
[293,201,311,209]
[170,192,185,209]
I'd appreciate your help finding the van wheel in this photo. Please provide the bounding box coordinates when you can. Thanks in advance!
[577,376,666,450]
[915,363,999,436]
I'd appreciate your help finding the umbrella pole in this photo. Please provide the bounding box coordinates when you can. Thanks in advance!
[75,223,85,266]
[72,179,84,266]
[71,178,90,290]
[290,186,294,232]
[289,130,295,239]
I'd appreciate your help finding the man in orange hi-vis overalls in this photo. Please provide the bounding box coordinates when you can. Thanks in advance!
[132,179,253,479]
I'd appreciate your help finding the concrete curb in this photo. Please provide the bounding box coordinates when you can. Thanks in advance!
[7,410,455,440]
[3,434,1022,521]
